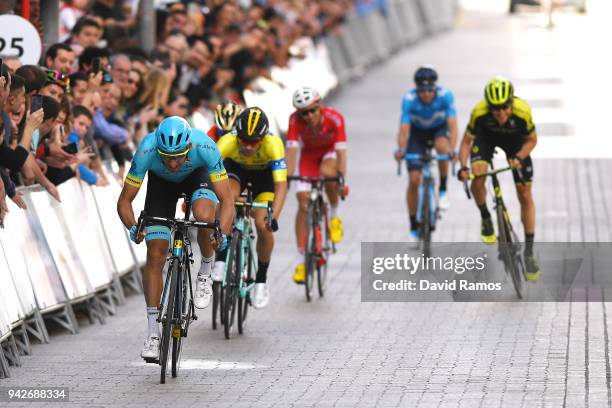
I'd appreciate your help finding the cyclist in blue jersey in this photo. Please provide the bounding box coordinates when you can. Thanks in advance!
[394,65,458,239]
[117,116,234,361]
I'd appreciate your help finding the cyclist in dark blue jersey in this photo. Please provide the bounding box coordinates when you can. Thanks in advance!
[394,65,458,239]
[117,116,234,361]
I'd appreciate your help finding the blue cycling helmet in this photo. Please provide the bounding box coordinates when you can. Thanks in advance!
[414,65,438,87]
[156,116,192,155]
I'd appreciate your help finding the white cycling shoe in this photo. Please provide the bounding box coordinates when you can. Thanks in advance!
[141,335,160,361]
[438,191,450,210]
[251,283,269,309]
[194,274,212,309]
[212,261,225,283]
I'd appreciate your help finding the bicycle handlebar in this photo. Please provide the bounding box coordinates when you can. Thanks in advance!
[462,166,524,199]
[135,211,221,241]
[234,200,274,230]
[287,174,346,201]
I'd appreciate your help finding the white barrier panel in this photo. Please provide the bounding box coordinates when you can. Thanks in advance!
[12,188,67,311]
[91,174,135,275]
[363,11,393,60]
[0,239,25,327]
[129,170,147,264]
[56,179,113,291]
[0,294,11,339]
[28,189,93,300]
[397,0,426,43]
[0,201,36,318]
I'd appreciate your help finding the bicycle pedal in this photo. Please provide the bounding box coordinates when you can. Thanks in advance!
[143,357,159,364]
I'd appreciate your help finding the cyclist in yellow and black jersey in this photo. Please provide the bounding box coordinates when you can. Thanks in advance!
[214,107,288,308]
[458,76,540,278]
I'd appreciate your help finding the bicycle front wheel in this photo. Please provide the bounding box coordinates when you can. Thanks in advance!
[238,243,252,334]
[223,233,240,339]
[421,180,432,258]
[497,204,523,299]
[317,204,330,298]
[171,264,186,378]
[160,259,179,384]
[304,204,317,302]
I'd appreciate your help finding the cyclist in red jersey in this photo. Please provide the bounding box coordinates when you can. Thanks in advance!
[207,100,242,142]
[286,86,348,284]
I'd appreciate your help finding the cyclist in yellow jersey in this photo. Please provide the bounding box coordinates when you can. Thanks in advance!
[214,107,288,308]
[458,77,540,279]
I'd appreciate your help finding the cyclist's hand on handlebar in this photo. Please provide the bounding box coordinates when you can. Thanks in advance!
[457,166,470,182]
[210,232,228,251]
[129,225,146,244]
[508,156,523,169]
[339,183,349,198]
[394,148,405,161]
[265,217,279,232]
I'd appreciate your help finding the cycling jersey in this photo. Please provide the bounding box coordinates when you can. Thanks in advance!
[125,128,227,188]
[466,97,535,140]
[216,131,287,183]
[400,85,456,130]
[286,107,347,155]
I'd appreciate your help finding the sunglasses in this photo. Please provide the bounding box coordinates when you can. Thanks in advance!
[157,148,190,158]
[299,106,320,117]
[238,138,261,147]
[489,103,511,111]
[417,86,435,94]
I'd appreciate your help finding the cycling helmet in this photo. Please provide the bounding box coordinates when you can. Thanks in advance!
[292,86,321,109]
[414,65,438,87]
[156,116,192,155]
[215,100,242,131]
[236,107,269,141]
[484,76,514,107]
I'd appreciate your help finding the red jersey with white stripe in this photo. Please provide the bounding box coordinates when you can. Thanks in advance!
[286,107,347,155]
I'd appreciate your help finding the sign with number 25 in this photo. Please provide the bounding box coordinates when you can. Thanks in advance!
[0,14,42,65]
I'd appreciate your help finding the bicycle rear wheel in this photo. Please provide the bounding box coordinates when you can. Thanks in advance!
[223,233,240,339]
[211,281,219,330]
[160,259,179,384]
[317,203,330,297]
[304,204,317,302]
[238,243,252,334]
[497,204,523,299]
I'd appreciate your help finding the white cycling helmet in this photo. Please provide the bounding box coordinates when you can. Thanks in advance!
[292,86,321,109]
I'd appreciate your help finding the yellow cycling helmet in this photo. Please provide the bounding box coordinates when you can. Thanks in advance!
[484,76,514,107]
[215,100,242,131]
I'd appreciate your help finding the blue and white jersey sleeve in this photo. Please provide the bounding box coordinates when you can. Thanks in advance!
[400,91,416,125]
[125,133,156,188]
[440,86,457,118]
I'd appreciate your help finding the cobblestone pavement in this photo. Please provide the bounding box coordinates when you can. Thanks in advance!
[4,2,612,407]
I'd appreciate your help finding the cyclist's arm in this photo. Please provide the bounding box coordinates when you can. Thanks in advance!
[117,182,140,230]
[286,145,298,177]
[459,131,474,168]
[398,124,410,155]
[447,116,459,153]
[515,131,537,160]
[210,177,234,236]
[272,180,287,220]
[336,148,347,180]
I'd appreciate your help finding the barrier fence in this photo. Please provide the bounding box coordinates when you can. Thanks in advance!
[0,0,457,378]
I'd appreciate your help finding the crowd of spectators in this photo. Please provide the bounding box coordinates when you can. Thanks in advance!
[0,0,351,225]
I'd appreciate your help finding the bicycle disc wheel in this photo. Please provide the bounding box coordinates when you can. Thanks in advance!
[238,244,252,334]
[160,259,179,384]
[171,266,186,378]
[223,234,240,339]
[497,205,523,299]
[317,205,330,297]
[304,205,316,302]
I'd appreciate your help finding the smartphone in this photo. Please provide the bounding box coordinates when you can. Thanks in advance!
[92,57,102,74]
[30,95,43,113]
[62,142,78,155]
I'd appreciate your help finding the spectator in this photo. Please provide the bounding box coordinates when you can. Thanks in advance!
[78,46,111,72]
[68,17,103,56]
[59,0,88,41]
[15,65,47,96]
[110,54,131,88]
[40,70,68,103]
[44,43,76,75]
[1,55,22,74]
[68,105,108,186]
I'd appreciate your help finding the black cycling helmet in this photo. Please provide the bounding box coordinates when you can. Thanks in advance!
[236,107,269,141]
[414,65,438,87]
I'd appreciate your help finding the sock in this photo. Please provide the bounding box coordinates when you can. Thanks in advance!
[256,261,269,283]
[410,215,418,231]
[297,246,304,258]
[199,255,214,277]
[330,205,338,218]
[525,233,535,256]
[439,176,447,192]
[146,306,159,337]
[217,248,228,264]
[478,203,491,219]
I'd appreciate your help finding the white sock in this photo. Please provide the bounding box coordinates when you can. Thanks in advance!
[146,307,159,337]
[297,247,304,259]
[330,205,338,218]
[199,255,214,277]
